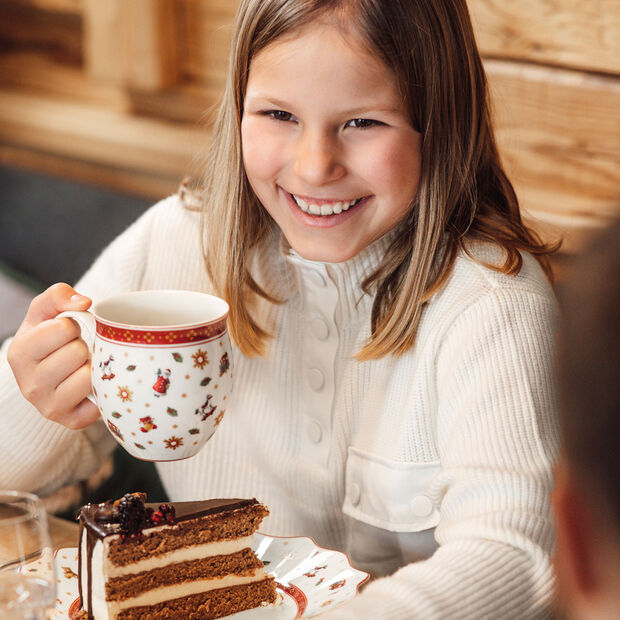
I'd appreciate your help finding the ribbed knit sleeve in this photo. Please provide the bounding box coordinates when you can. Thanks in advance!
[0,196,178,496]
[319,288,559,619]
[0,345,112,495]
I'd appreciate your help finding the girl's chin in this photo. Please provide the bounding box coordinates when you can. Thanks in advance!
[285,237,364,263]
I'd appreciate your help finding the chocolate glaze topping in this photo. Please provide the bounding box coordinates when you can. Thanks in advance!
[79,496,259,540]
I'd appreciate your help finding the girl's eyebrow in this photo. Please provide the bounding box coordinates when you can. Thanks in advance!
[245,95,402,116]
[343,104,403,116]
[244,95,292,109]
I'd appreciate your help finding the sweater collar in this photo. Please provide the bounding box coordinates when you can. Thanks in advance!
[273,225,401,316]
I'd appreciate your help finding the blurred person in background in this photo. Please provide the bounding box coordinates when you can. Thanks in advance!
[553,218,620,620]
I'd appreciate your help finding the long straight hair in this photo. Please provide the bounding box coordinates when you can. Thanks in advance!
[200,0,558,359]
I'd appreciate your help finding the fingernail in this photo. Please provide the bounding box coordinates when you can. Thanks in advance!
[71,294,87,302]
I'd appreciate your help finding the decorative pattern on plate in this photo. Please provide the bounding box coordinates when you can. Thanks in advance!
[42,533,369,618]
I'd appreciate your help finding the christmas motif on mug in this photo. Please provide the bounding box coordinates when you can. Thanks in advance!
[139,416,157,433]
[329,579,346,591]
[117,386,133,402]
[219,352,230,376]
[164,435,183,450]
[195,394,216,421]
[153,368,171,397]
[107,420,124,442]
[192,348,208,369]
[99,355,115,380]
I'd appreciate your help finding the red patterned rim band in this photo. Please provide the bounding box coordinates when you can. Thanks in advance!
[277,583,307,618]
[95,318,227,345]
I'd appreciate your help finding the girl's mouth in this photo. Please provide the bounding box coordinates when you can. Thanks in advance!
[288,192,367,216]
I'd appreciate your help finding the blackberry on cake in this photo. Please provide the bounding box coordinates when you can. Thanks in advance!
[78,493,278,619]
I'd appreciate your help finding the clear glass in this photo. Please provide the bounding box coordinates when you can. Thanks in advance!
[0,491,55,620]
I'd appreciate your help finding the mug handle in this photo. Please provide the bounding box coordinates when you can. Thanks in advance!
[56,310,97,406]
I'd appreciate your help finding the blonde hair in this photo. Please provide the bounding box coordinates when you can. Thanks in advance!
[200,0,558,359]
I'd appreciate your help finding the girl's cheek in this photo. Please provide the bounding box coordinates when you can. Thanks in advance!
[360,134,422,192]
[242,119,286,179]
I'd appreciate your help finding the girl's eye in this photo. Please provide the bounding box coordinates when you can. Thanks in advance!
[346,118,382,129]
[266,110,294,122]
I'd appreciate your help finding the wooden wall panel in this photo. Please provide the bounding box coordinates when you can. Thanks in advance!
[18,0,82,14]
[0,144,176,199]
[0,0,617,259]
[0,52,126,107]
[488,60,620,251]
[469,0,620,75]
[0,1,82,65]
[83,0,179,91]
[0,90,204,180]
[175,0,237,91]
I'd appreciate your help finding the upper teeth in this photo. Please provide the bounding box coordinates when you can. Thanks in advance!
[292,195,361,215]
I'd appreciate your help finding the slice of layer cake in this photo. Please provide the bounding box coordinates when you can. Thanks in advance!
[78,493,278,619]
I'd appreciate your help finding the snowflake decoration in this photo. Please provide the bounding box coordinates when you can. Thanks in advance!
[117,386,133,402]
[164,435,184,450]
[192,349,209,369]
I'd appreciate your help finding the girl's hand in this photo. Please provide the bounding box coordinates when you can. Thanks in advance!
[7,283,100,429]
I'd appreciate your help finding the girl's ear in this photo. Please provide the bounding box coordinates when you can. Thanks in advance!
[552,460,597,603]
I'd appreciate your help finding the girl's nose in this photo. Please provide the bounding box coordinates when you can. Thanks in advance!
[293,131,345,186]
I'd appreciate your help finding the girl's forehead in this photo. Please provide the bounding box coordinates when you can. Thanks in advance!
[251,17,374,69]
[248,21,392,86]
[246,36,401,114]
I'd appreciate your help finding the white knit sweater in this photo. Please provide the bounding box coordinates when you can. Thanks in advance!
[0,195,559,618]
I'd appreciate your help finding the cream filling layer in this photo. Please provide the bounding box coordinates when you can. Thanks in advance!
[105,570,269,616]
[104,535,254,577]
[82,531,263,620]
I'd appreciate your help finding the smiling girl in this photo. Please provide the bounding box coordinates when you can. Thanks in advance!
[3,1,559,617]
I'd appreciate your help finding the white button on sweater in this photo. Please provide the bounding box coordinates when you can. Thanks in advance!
[0,194,559,619]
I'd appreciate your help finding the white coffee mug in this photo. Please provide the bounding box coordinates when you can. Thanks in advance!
[57,290,232,461]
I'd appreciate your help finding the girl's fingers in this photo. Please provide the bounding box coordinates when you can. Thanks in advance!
[17,318,83,363]
[36,337,90,390]
[66,397,101,430]
[6,281,97,430]
[50,363,99,429]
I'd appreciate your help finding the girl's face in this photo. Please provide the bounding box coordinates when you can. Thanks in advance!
[241,22,421,263]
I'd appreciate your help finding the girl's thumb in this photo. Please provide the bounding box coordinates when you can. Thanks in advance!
[22,283,92,328]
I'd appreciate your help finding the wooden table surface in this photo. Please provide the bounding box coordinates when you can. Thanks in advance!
[0,513,79,568]
[49,514,80,550]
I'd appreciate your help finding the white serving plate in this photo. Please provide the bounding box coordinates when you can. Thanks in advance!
[32,533,369,618]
